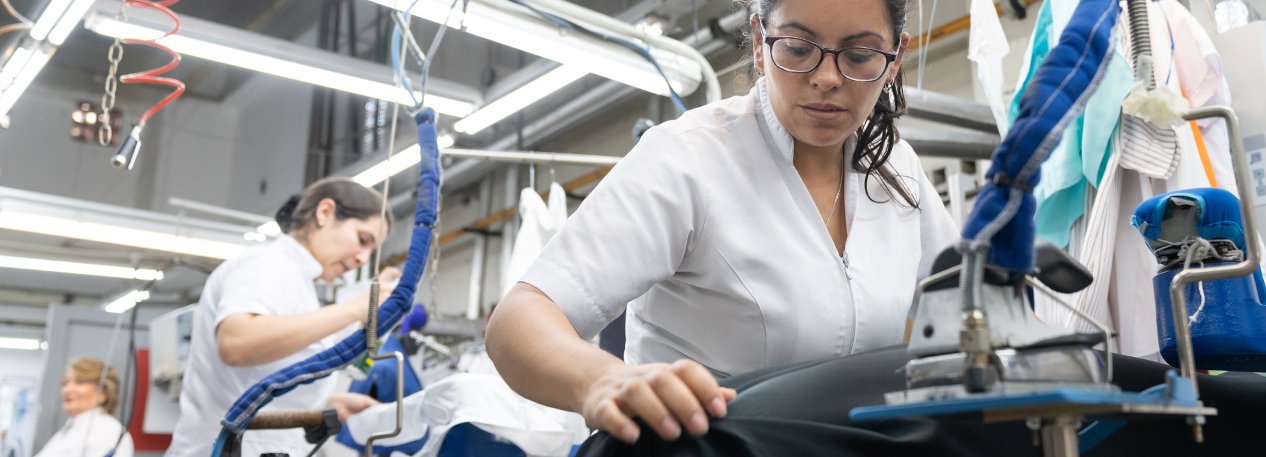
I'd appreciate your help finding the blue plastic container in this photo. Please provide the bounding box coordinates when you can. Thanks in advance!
[1154,262,1266,371]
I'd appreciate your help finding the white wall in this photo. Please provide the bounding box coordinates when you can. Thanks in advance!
[0,349,45,381]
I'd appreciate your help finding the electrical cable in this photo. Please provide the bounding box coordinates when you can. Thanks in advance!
[508,0,688,114]
[0,0,31,38]
[1,0,29,24]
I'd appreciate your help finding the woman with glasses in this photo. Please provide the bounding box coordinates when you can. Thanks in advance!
[486,0,957,445]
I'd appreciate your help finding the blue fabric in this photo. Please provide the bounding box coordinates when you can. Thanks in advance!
[436,423,527,457]
[214,109,442,451]
[961,0,1118,271]
[1130,188,1248,249]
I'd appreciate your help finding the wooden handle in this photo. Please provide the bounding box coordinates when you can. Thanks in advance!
[246,410,327,430]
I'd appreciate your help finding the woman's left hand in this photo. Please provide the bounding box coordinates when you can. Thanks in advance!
[327,392,381,421]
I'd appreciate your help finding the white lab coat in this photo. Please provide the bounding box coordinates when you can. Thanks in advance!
[166,235,337,457]
[521,78,959,377]
[34,408,133,457]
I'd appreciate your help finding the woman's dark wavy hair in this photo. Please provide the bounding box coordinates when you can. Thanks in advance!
[738,0,920,209]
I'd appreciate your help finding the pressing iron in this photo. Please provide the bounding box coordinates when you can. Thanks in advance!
[893,241,1108,405]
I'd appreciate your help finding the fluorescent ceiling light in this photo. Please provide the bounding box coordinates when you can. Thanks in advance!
[28,0,73,41]
[353,145,423,187]
[85,17,474,117]
[47,0,96,45]
[368,0,701,98]
[350,135,452,186]
[0,254,164,280]
[0,46,51,117]
[0,337,40,350]
[0,211,247,259]
[105,290,149,313]
[455,65,588,134]
[257,221,281,236]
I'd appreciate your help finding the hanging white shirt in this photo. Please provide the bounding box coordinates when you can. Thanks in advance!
[166,235,337,457]
[501,182,569,297]
[34,408,133,457]
[520,78,959,377]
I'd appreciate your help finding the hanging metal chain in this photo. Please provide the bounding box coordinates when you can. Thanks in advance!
[98,38,123,146]
[98,4,128,146]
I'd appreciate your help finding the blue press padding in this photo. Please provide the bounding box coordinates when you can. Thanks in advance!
[1131,188,1249,252]
[848,388,1202,422]
[961,0,1118,272]
[213,109,442,454]
[436,423,527,457]
[1153,263,1266,372]
[1130,188,1266,301]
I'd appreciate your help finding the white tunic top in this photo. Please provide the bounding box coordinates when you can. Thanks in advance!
[35,408,133,457]
[167,235,337,457]
[521,79,958,377]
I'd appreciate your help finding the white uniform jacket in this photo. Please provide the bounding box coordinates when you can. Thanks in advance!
[521,78,959,377]
[34,408,133,457]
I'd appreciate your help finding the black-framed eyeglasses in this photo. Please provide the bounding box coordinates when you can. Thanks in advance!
[757,19,897,83]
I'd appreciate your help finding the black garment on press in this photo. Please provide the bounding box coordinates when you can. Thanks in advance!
[575,345,1266,456]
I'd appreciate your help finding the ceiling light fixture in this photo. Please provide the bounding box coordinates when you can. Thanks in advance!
[28,0,72,41]
[46,0,98,45]
[0,254,164,280]
[0,45,51,117]
[0,337,41,350]
[454,65,588,134]
[83,11,475,117]
[0,211,247,259]
[104,289,150,313]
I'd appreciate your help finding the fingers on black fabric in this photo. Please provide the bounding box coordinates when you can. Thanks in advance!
[595,398,639,443]
[621,379,682,440]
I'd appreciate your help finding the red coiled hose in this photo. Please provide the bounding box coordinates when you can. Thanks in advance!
[119,0,183,125]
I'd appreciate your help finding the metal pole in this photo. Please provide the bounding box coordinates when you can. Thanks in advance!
[500,165,520,298]
[465,178,492,320]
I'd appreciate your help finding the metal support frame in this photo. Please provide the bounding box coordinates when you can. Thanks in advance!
[362,351,405,457]
[1165,106,1254,426]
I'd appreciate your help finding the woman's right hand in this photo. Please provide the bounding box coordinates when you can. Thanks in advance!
[580,359,737,444]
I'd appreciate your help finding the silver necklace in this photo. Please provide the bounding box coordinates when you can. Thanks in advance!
[824,155,845,226]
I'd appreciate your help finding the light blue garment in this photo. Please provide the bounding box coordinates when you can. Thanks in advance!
[1009,0,1055,126]
[1082,49,1134,187]
[1030,23,1135,248]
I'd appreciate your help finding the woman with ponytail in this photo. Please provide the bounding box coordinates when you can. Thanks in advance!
[486,0,957,444]
[167,178,400,457]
